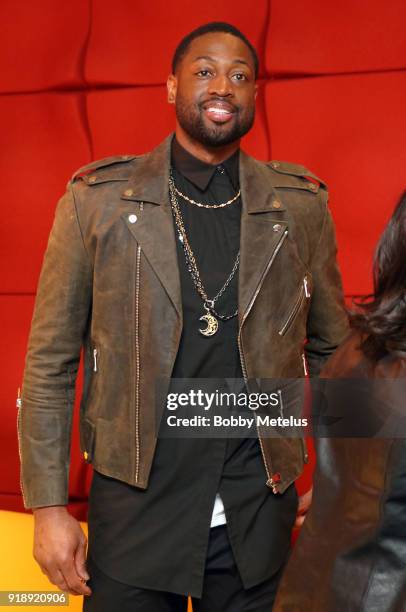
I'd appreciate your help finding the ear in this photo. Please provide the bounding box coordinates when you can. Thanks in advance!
[167,74,177,104]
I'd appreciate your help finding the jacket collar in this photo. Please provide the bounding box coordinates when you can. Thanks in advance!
[171,136,239,191]
[121,134,288,322]
[121,133,284,213]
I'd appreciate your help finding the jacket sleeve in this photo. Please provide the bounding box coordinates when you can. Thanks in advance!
[18,182,92,509]
[305,191,349,377]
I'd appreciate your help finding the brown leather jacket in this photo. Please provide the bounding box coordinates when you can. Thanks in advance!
[18,134,348,509]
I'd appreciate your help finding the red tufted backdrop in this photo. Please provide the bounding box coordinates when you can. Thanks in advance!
[1,0,406,520]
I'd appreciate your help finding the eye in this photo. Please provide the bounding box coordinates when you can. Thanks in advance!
[196,69,212,77]
[232,73,247,81]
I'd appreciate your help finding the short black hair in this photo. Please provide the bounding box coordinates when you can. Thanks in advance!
[172,21,259,80]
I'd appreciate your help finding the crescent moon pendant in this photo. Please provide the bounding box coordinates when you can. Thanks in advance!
[199,312,219,336]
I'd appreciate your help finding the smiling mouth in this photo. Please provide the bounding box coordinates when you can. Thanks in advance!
[202,102,236,124]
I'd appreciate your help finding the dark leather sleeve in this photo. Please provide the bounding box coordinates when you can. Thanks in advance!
[305,191,349,376]
[18,183,92,508]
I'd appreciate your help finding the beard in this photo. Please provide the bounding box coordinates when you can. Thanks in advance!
[175,95,255,147]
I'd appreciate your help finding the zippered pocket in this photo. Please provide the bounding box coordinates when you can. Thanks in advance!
[278,275,311,336]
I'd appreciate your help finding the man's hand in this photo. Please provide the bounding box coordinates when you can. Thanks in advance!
[294,487,313,529]
[33,506,92,597]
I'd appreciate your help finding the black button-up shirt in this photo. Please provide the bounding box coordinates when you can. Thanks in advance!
[87,137,298,598]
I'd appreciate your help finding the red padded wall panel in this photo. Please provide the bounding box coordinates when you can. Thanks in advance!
[88,85,269,160]
[88,87,176,157]
[5,0,406,518]
[265,72,406,295]
[1,0,90,92]
[86,0,268,85]
[266,0,406,75]
[0,94,91,293]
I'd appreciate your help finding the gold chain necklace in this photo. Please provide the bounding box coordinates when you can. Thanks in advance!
[169,177,239,337]
[170,174,241,209]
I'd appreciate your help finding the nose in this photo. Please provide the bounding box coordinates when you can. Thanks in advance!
[208,74,233,97]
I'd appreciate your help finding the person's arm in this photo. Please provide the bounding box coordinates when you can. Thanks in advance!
[18,181,92,595]
[19,181,91,508]
[297,195,348,527]
[305,193,349,377]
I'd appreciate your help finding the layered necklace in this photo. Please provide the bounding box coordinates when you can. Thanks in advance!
[169,170,240,337]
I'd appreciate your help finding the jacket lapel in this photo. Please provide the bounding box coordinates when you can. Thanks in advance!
[120,135,182,319]
[120,136,288,325]
[238,151,288,323]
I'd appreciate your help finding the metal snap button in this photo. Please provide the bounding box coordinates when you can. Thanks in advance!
[273,223,282,232]
[273,200,281,209]
[128,214,137,224]
[88,175,97,183]
[124,188,134,197]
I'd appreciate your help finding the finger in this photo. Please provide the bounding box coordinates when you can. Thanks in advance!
[46,567,71,594]
[46,559,83,596]
[74,538,90,581]
[60,558,92,596]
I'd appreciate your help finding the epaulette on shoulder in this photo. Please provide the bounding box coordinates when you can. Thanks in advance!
[268,160,327,192]
[70,154,139,185]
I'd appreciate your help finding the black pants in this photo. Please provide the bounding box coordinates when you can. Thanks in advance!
[83,525,283,611]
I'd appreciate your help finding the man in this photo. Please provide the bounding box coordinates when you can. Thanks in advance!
[18,22,348,611]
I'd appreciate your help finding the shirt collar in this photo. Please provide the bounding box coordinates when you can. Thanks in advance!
[171,136,239,191]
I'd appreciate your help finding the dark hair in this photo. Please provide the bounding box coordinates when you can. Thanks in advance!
[172,22,259,80]
[350,190,406,359]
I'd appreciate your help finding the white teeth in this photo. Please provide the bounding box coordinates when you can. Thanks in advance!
[207,107,231,114]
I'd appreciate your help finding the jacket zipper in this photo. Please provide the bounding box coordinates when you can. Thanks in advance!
[237,229,288,494]
[134,244,141,483]
[93,348,98,372]
[238,339,279,493]
[302,352,308,376]
[278,275,310,336]
[303,276,310,298]
[300,349,309,462]
[16,387,28,507]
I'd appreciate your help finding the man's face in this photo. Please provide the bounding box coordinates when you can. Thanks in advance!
[167,32,257,147]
